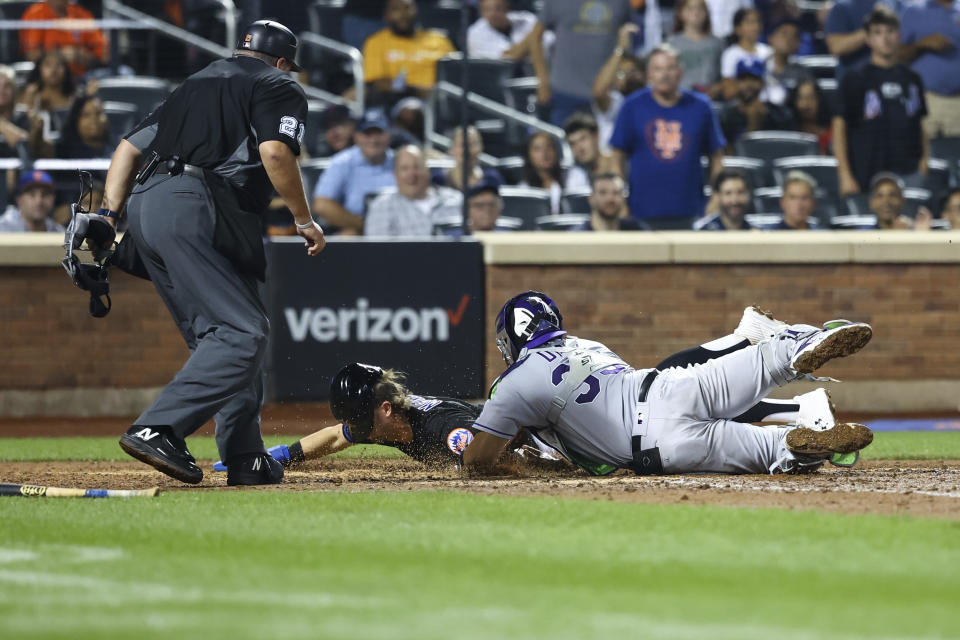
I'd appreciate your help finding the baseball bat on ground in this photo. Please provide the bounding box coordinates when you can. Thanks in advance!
[0,483,160,498]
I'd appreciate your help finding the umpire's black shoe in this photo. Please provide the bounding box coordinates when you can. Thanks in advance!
[226,452,284,486]
[119,426,203,484]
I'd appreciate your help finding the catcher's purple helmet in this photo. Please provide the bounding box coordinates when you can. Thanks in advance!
[495,291,565,365]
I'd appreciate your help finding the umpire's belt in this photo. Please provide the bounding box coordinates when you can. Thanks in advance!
[155,162,204,180]
[629,369,663,475]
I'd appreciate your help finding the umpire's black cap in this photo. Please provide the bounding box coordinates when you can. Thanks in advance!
[237,20,302,72]
[330,363,384,441]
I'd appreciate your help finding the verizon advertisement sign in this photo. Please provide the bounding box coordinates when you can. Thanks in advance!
[264,239,484,400]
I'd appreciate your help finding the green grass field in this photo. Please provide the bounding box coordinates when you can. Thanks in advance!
[2,432,960,639]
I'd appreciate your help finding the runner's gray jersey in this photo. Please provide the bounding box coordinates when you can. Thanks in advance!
[474,337,654,467]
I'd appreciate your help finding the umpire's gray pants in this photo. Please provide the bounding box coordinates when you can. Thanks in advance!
[643,328,812,474]
[126,173,268,461]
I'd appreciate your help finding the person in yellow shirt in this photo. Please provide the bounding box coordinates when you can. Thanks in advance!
[363,0,455,100]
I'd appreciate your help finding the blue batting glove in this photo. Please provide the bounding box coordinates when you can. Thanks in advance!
[268,444,291,465]
[212,460,227,472]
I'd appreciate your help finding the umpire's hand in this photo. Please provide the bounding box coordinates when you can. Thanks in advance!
[297,220,326,256]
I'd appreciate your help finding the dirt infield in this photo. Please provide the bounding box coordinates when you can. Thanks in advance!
[2,458,958,520]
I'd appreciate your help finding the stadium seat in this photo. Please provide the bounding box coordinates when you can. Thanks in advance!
[703,156,768,189]
[0,2,32,62]
[536,214,589,230]
[735,131,820,167]
[772,156,839,198]
[102,101,138,141]
[504,77,540,118]
[817,78,839,114]
[925,158,951,192]
[304,101,331,158]
[744,213,783,228]
[419,1,474,50]
[496,156,525,184]
[300,158,329,197]
[435,56,514,129]
[499,186,551,229]
[930,137,960,186]
[560,190,591,214]
[96,77,172,120]
[830,214,876,229]
[752,187,783,214]
[794,55,838,79]
[433,214,522,234]
[902,187,933,219]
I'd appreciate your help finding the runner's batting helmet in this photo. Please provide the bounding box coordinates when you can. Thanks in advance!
[330,363,383,441]
[495,291,566,366]
[237,20,302,71]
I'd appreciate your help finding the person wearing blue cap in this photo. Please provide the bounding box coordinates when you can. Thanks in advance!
[0,170,61,232]
[312,108,397,234]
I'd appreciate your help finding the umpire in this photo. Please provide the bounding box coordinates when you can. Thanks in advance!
[92,20,325,486]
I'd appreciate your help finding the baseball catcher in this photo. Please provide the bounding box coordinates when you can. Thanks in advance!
[462,291,874,476]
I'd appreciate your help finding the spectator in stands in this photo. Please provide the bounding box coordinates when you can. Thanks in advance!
[0,65,29,158]
[939,188,960,230]
[519,131,565,214]
[20,0,107,78]
[898,0,960,138]
[667,0,724,98]
[705,0,753,40]
[765,18,813,105]
[434,125,504,191]
[466,179,504,232]
[720,8,772,99]
[866,172,932,230]
[563,113,616,191]
[529,0,633,126]
[17,49,75,114]
[591,26,646,150]
[719,59,792,151]
[693,168,754,230]
[312,110,397,235]
[33,95,113,159]
[365,145,462,237]
[390,97,425,145]
[825,0,885,81]
[0,171,61,232]
[362,0,455,104]
[770,170,821,230]
[314,105,356,157]
[611,45,725,229]
[834,7,928,197]
[787,78,833,154]
[467,0,541,61]
[574,172,649,231]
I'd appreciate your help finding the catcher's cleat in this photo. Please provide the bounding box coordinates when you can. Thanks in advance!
[120,426,203,484]
[789,321,872,375]
[794,388,836,431]
[734,305,787,345]
[226,452,284,486]
[786,422,873,458]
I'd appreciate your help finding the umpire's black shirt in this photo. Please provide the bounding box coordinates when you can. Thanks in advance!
[125,55,307,213]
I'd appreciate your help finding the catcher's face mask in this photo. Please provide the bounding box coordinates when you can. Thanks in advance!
[62,171,115,317]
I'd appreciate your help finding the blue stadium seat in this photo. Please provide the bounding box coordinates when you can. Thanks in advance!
[560,190,591,214]
[772,156,839,198]
[537,214,589,230]
[101,101,138,141]
[735,131,820,167]
[794,55,838,79]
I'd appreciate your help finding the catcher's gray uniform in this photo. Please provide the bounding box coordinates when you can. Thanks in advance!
[473,333,808,474]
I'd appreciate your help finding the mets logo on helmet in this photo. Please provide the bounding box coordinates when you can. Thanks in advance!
[446,428,474,455]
